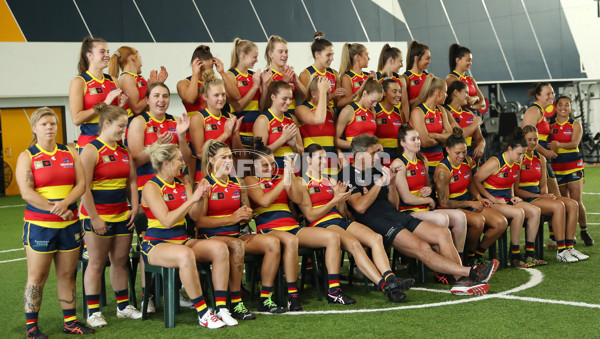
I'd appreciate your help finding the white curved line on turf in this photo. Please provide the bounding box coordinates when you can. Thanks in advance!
[496,267,544,295]
[0,248,24,254]
[494,295,600,309]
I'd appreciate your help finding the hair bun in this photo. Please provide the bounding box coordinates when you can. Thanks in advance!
[93,102,108,112]
[452,127,463,138]
[314,31,325,40]
[253,136,264,149]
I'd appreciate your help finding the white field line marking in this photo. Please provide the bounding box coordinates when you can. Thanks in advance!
[0,204,26,208]
[0,258,26,264]
[495,295,600,309]
[582,192,600,195]
[0,248,23,254]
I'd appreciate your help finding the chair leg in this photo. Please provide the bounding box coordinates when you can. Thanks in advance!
[79,260,88,319]
[141,271,153,320]
[163,267,177,328]
[128,256,138,308]
[535,217,545,260]
[498,229,508,268]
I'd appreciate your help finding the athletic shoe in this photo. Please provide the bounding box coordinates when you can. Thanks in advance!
[216,308,238,326]
[391,276,415,291]
[287,295,302,311]
[450,277,489,296]
[198,310,226,329]
[525,256,547,266]
[142,296,156,314]
[63,320,95,334]
[511,257,534,268]
[469,259,499,283]
[546,238,558,250]
[326,288,356,305]
[231,302,256,320]
[86,312,107,327]
[179,290,195,308]
[257,294,286,313]
[383,283,407,303]
[568,247,589,261]
[434,272,456,285]
[580,231,594,246]
[27,327,48,339]
[116,305,142,319]
[557,250,578,263]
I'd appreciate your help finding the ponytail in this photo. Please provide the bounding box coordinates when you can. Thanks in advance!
[108,46,137,78]
[311,31,333,58]
[263,80,292,111]
[377,43,401,73]
[527,82,552,98]
[444,80,468,105]
[339,43,365,77]
[448,43,471,72]
[230,38,257,69]
[397,123,426,163]
[446,127,466,149]
[78,36,107,74]
[265,35,287,66]
[507,127,527,149]
[200,69,224,96]
[412,75,445,108]
[354,77,383,103]
[406,40,429,71]
[191,45,213,64]
[95,102,127,134]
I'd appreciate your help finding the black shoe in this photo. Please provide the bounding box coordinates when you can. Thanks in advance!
[287,295,302,311]
[231,302,256,320]
[469,259,499,283]
[391,276,415,291]
[63,320,95,335]
[581,231,595,246]
[383,283,407,303]
[326,288,356,305]
[27,327,48,339]
[257,295,286,314]
[434,272,456,285]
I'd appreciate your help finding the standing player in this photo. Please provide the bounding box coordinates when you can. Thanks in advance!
[445,44,485,111]
[376,44,409,121]
[375,78,404,163]
[403,40,431,106]
[17,107,93,337]
[337,43,370,109]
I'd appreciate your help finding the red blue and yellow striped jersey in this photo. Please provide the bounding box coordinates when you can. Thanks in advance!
[306,65,337,108]
[444,104,475,156]
[142,176,188,243]
[374,102,402,162]
[404,70,428,101]
[450,71,477,97]
[181,75,204,115]
[531,102,550,149]
[437,156,472,202]
[518,151,542,195]
[193,108,232,183]
[251,175,297,232]
[303,174,344,227]
[264,109,296,175]
[299,101,337,174]
[548,117,584,175]
[483,154,521,202]
[135,112,179,191]
[417,103,444,167]
[24,144,78,228]
[77,72,118,147]
[229,68,260,148]
[120,71,148,116]
[271,68,297,111]
[344,70,369,94]
[197,174,242,237]
[397,154,429,212]
[80,138,130,222]
[376,71,402,87]
[344,102,377,143]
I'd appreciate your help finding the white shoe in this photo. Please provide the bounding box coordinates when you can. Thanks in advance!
[142,296,156,313]
[216,308,238,326]
[569,247,589,261]
[198,310,226,329]
[87,312,107,327]
[179,291,195,308]
[557,250,578,263]
[117,304,143,319]
[546,238,557,250]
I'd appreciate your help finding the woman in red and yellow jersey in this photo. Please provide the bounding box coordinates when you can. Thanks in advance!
[375,78,404,164]
[410,76,453,179]
[403,40,431,106]
[296,76,340,175]
[254,81,304,176]
[246,142,357,309]
[336,78,381,157]
[176,45,214,116]
[69,37,126,149]
[79,103,142,326]
[393,124,468,257]
[194,141,285,316]
[515,125,586,262]
[299,31,346,107]
[443,81,485,161]
[376,44,409,122]
[189,72,243,183]
[16,108,92,337]
[140,142,234,328]
[300,144,412,303]
[548,96,593,246]
[127,83,191,194]
[474,128,544,268]
[337,43,370,109]
[434,128,507,266]
[226,38,269,148]
[262,35,307,114]
[445,44,485,112]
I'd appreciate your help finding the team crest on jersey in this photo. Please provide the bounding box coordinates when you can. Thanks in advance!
[272,126,283,133]
[357,116,366,122]
[164,193,175,201]
[451,175,459,183]
[206,124,218,131]
[147,126,158,133]
[500,172,509,178]
[551,128,559,134]
[89,87,104,95]
[211,192,225,200]
[407,169,417,177]
[354,81,363,88]
[137,80,144,87]
[102,155,117,163]
[427,118,435,124]
[377,118,387,125]
[34,160,52,169]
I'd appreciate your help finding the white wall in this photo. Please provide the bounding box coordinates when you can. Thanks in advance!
[561,0,600,79]
[0,41,407,143]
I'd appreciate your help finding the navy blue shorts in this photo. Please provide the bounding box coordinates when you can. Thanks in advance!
[546,161,556,179]
[82,219,133,237]
[314,218,353,231]
[259,227,302,235]
[141,239,188,265]
[23,221,82,253]
[556,169,584,186]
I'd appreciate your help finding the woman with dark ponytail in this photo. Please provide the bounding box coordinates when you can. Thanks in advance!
[299,32,346,108]
[376,44,409,121]
[443,80,485,160]
[337,43,370,108]
[374,78,404,163]
[434,127,507,266]
[473,127,544,268]
[402,40,430,106]
[445,44,485,111]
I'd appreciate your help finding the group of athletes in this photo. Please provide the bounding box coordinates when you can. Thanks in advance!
[17,32,592,337]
